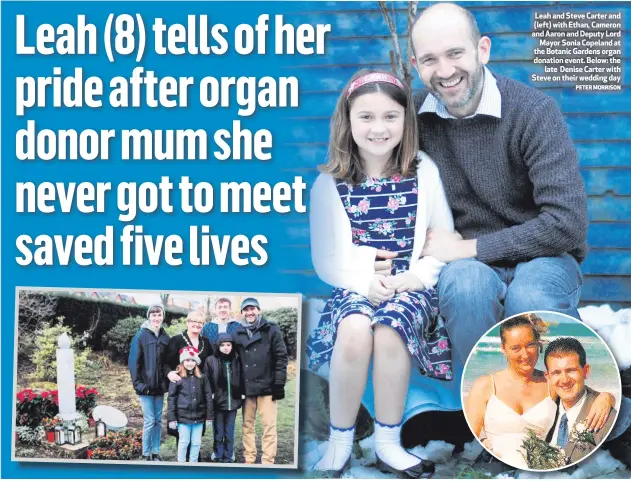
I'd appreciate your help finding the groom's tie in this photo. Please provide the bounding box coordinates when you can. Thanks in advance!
[558,413,569,447]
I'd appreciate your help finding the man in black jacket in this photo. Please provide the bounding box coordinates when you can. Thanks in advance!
[233,297,288,464]
[128,304,170,461]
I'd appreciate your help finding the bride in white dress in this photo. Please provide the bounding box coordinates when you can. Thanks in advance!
[465,314,614,470]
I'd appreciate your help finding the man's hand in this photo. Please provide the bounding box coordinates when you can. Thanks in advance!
[382,272,426,293]
[168,421,178,430]
[422,228,475,262]
[167,371,181,383]
[586,392,614,431]
[272,385,285,401]
[374,249,397,276]
[367,275,395,306]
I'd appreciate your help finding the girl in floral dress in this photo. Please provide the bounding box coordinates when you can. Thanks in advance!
[307,70,457,478]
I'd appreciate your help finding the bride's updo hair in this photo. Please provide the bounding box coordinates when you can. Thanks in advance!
[499,313,549,344]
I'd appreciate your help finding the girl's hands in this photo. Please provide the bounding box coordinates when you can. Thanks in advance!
[367,275,394,306]
[382,272,426,293]
[168,421,178,430]
[374,249,397,276]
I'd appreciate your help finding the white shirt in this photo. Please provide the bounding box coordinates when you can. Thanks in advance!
[310,152,453,297]
[418,66,502,120]
[551,389,588,446]
[212,319,235,334]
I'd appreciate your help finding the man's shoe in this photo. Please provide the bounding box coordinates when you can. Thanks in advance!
[376,455,435,479]
[151,454,163,461]
[139,455,151,461]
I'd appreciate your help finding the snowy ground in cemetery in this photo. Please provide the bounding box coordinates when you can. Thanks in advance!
[300,302,631,479]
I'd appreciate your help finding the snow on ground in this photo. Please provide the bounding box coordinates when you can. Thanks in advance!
[579,305,631,370]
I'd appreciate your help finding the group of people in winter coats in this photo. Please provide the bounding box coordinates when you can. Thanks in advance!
[128,297,289,464]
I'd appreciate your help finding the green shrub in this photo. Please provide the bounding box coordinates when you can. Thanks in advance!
[164,317,187,337]
[20,292,187,350]
[32,320,92,382]
[102,316,145,361]
[16,425,44,445]
[263,307,298,359]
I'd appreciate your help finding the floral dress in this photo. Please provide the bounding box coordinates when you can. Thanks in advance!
[306,175,452,380]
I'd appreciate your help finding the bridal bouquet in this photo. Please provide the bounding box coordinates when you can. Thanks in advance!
[570,422,597,451]
[521,429,569,470]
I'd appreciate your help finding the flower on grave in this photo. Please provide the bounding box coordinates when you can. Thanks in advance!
[41,416,62,431]
[75,385,99,415]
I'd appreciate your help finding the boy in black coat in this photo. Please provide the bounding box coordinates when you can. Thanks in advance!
[128,304,170,461]
[205,333,243,462]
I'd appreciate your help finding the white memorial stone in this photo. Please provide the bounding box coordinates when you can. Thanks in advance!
[56,333,77,422]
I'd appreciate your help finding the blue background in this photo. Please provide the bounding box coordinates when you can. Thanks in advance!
[2,1,630,478]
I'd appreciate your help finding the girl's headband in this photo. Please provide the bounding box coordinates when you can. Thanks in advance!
[346,73,405,98]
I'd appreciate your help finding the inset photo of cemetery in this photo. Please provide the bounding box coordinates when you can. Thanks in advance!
[12,287,301,467]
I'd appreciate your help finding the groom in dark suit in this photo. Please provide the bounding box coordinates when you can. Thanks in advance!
[544,338,617,465]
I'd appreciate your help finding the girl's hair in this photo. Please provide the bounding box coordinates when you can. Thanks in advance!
[499,313,549,344]
[321,69,419,184]
[176,363,201,378]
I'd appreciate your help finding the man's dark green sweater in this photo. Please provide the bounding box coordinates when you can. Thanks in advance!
[415,73,588,266]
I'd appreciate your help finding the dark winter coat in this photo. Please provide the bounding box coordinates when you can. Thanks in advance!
[163,330,213,378]
[233,317,288,397]
[128,322,170,396]
[204,333,244,411]
[167,372,214,424]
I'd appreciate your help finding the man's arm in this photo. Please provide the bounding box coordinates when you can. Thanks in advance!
[272,326,288,388]
[424,97,587,264]
[477,98,587,263]
[128,332,146,394]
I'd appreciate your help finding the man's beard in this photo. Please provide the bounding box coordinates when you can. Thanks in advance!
[431,63,484,110]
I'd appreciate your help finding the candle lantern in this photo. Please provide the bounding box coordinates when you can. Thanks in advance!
[54,425,66,445]
[67,424,81,445]
[95,419,107,437]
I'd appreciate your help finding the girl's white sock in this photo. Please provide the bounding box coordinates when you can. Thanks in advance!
[313,424,354,471]
[375,420,422,470]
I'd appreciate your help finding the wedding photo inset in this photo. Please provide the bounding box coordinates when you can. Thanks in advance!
[462,311,621,472]
[12,287,300,468]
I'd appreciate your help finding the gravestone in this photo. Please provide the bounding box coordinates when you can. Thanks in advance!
[56,333,77,422]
